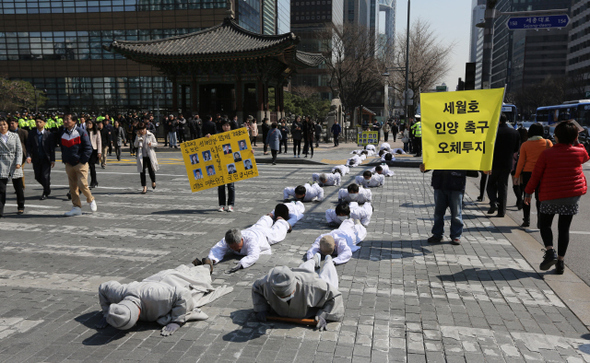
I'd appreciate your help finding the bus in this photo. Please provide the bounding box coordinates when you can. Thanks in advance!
[535,100,590,126]
[502,103,518,124]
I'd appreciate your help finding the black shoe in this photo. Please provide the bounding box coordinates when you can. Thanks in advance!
[540,249,557,271]
[40,194,47,200]
[516,200,524,210]
[427,235,442,243]
[555,260,565,274]
[67,192,71,200]
[496,213,505,217]
[487,205,497,214]
[521,221,530,228]
[476,196,483,202]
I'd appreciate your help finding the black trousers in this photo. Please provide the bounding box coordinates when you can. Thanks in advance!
[0,177,25,216]
[33,158,52,195]
[521,171,539,224]
[333,134,339,146]
[413,137,422,156]
[384,132,389,141]
[293,139,301,156]
[89,149,98,186]
[140,157,156,186]
[218,183,235,206]
[280,139,288,153]
[478,172,488,199]
[271,149,278,163]
[303,138,313,156]
[539,212,574,257]
[487,168,511,215]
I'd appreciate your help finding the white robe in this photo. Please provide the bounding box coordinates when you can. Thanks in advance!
[371,164,394,177]
[207,215,290,268]
[331,165,350,176]
[312,172,341,186]
[337,187,372,204]
[354,174,385,188]
[347,154,364,167]
[271,201,305,227]
[283,182,324,202]
[325,202,373,226]
[379,143,391,152]
[365,144,376,153]
[392,148,406,154]
[305,219,367,265]
[381,153,396,162]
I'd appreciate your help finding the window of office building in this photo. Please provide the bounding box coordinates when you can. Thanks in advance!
[0,0,225,14]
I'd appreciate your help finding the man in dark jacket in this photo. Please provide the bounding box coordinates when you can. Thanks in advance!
[278,119,289,154]
[26,117,55,200]
[421,164,466,245]
[487,114,520,217]
[331,121,341,147]
[60,114,96,216]
[202,115,217,137]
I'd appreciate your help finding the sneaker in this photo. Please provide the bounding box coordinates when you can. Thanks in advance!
[64,207,82,217]
[89,200,97,212]
[293,155,297,158]
[218,206,225,212]
[555,260,565,274]
[313,252,321,269]
[451,237,461,245]
[540,249,557,270]
[427,235,442,243]
[227,206,234,212]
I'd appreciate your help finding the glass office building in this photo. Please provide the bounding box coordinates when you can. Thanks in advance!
[0,0,266,113]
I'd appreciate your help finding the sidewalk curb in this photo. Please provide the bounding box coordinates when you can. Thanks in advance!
[465,178,590,330]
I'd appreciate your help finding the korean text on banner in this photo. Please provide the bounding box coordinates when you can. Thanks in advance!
[357,131,379,146]
[421,88,505,171]
[181,127,259,192]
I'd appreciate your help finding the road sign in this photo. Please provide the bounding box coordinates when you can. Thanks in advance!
[507,15,569,30]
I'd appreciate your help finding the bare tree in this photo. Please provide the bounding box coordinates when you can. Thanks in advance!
[0,77,47,112]
[318,23,388,121]
[388,19,454,117]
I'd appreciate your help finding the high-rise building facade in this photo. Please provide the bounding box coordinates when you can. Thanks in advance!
[490,0,571,93]
[567,0,590,98]
[289,0,344,99]
[0,0,288,112]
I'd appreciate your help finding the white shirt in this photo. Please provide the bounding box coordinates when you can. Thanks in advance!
[347,154,364,167]
[355,174,385,188]
[305,219,367,265]
[325,202,373,226]
[0,132,8,144]
[312,173,341,186]
[283,183,324,202]
[371,164,394,177]
[271,201,305,227]
[331,165,350,176]
[338,187,372,204]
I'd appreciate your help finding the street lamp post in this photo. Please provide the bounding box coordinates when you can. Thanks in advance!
[404,0,411,120]
[382,71,390,120]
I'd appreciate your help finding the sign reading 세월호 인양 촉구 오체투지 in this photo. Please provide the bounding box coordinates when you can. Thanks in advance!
[420,88,505,171]
[181,127,258,192]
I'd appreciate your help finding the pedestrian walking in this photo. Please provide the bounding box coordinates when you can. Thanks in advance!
[314,121,322,148]
[134,122,158,194]
[514,123,552,228]
[302,116,314,158]
[525,120,589,274]
[331,120,341,147]
[278,119,289,154]
[401,125,410,152]
[26,117,55,200]
[8,118,27,194]
[0,118,24,216]
[97,121,109,168]
[249,118,258,146]
[113,120,126,162]
[177,114,187,143]
[262,118,271,155]
[292,117,303,157]
[391,122,398,142]
[382,122,390,142]
[85,120,101,189]
[166,115,178,148]
[59,114,97,216]
[266,122,282,165]
[217,120,234,211]
[486,114,520,217]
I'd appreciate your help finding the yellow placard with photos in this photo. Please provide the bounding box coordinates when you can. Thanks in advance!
[421,88,505,171]
[181,127,258,192]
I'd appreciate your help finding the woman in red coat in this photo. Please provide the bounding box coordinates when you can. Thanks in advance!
[524,120,589,274]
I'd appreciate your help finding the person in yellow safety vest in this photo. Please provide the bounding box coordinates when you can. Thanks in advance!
[46,117,55,130]
[27,117,36,130]
[410,117,422,157]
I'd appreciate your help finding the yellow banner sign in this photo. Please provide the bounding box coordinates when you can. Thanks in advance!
[421,88,505,171]
[357,131,378,146]
[181,127,258,192]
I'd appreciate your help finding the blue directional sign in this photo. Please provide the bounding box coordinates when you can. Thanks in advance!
[507,15,569,30]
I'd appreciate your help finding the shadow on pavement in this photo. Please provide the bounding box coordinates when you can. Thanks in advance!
[151,209,218,215]
[435,267,542,282]
[74,311,144,346]
[222,309,312,343]
[353,239,433,261]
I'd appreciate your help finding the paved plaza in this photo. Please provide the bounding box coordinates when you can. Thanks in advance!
[1,141,590,362]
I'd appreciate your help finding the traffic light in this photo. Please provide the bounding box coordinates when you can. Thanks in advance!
[465,62,476,90]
